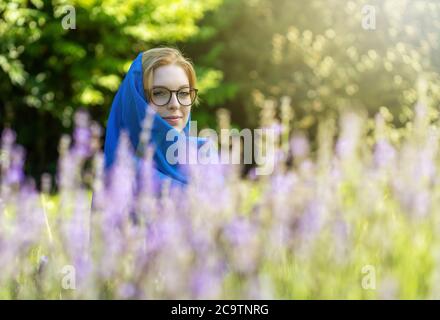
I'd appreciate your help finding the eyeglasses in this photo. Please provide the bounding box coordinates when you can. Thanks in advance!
[148,86,198,107]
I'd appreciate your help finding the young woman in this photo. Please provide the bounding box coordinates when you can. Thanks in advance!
[103,47,208,190]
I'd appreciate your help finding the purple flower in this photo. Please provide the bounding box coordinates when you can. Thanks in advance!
[105,131,137,227]
[191,268,222,299]
[5,145,26,186]
[73,127,92,158]
[290,133,310,158]
[374,139,396,168]
[74,109,90,128]
[297,200,325,241]
[118,283,138,299]
[224,217,256,246]
[336,112,362,159]
[1,128,16,149]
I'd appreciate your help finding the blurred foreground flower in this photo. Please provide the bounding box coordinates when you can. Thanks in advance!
[1,99,440,299]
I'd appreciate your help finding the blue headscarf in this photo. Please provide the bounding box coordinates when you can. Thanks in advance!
[103,52,207,188]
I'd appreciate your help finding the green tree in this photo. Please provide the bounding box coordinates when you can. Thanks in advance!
[184,0,440,132]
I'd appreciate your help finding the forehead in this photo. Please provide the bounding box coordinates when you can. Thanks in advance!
[152,64,189,89]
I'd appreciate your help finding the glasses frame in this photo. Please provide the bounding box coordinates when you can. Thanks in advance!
[148,86,198,107]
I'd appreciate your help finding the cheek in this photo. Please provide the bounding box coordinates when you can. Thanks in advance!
[150,104,164,116]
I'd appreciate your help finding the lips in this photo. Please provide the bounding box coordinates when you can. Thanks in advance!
[163,115,182,126]
[163,116,182,120]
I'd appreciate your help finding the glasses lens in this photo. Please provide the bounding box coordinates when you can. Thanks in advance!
[151,88,171,106]
[177,88,194,106]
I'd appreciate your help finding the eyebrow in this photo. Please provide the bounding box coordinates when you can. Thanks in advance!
[152,85,190,89]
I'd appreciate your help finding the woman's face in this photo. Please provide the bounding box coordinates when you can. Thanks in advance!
[148,64,192,132]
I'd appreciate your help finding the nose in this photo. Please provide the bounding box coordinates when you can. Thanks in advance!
[167,92,180,110]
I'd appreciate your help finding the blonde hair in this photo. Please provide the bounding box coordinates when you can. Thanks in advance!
[142,47,199,106]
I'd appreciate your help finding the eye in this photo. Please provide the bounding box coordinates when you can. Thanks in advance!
[152,89,167,96]
[178,90,190,97]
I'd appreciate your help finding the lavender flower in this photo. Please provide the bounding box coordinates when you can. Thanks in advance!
[290,133,310,159]
[1,106,440,299]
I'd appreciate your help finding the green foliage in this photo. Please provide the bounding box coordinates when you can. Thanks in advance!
[185,0,440,131]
